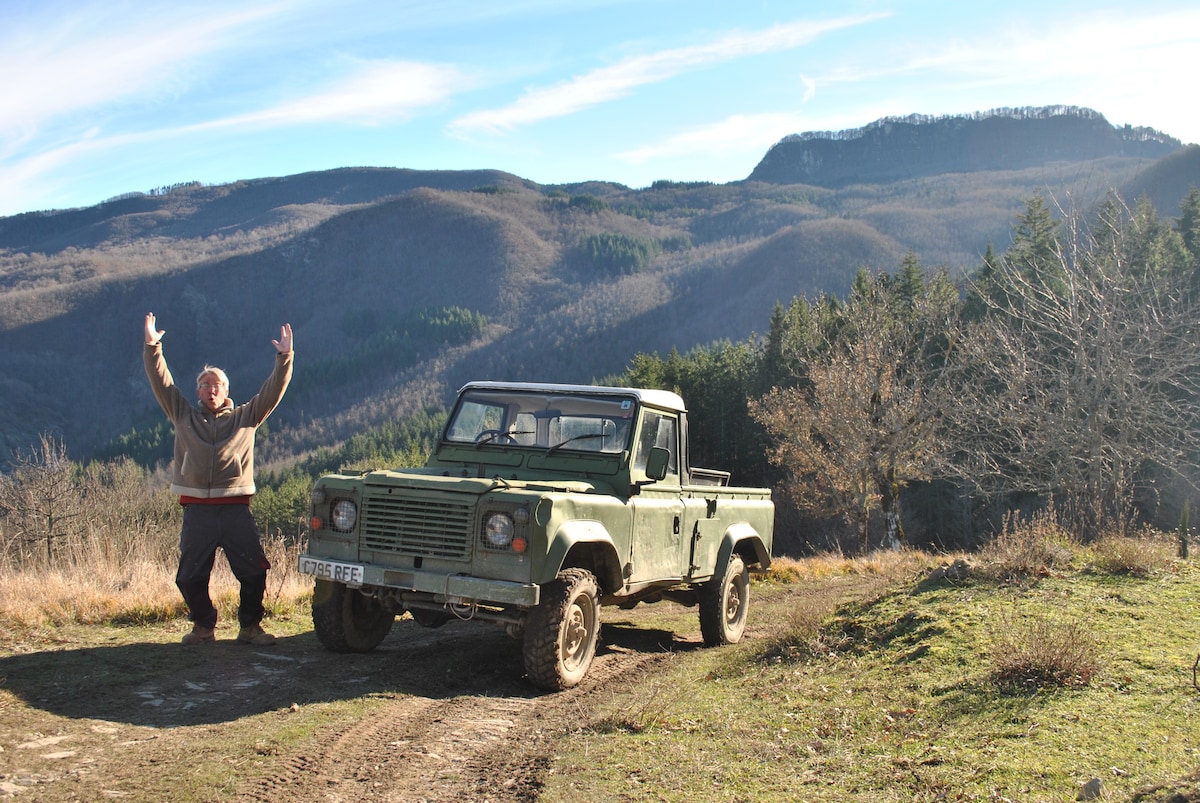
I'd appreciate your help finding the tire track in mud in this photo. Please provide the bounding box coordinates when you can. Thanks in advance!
[237,640,672,803]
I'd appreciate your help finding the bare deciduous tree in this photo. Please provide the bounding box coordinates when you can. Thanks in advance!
[942,196,1200,538]
[0,434,85,564]
[751,266,956,552]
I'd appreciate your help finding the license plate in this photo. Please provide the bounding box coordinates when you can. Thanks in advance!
[298,556,365,586]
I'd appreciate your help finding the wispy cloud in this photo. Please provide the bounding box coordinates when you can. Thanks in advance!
[1,43,469,213]
[789,7,1200,132]
[616,112,810,164]
[625,7,1200,181]
[0,4,282,153]
[197,60,472,129]
[449,14,888,136]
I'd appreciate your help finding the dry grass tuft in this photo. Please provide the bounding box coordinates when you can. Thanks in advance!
[766,549,936,584]
[978,509,1077,582]
[585,663,680,734]
[1088,531,1173,576]
[762,554,810,583]
[774,588,855,660]
[988,611,1100,689]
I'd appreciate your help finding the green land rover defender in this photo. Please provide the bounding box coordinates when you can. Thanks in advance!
[299,381,774,690]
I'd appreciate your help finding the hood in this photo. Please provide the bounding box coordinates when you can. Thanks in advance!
[359,466,610,496]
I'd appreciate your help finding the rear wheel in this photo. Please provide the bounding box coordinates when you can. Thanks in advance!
[523,569,601,691]
[699,554,749,646]
[312,579,395,652]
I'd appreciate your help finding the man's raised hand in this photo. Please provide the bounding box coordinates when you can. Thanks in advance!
[273,323,293,353]
[145,313,164,345]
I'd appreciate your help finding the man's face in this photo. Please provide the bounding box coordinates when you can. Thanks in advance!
[197,374,228,412]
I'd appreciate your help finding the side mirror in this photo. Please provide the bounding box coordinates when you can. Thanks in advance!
[644,446,670,482]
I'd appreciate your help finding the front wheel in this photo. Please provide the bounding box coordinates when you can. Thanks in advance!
[523,569,601,691]
[699,554,749,646]
[312,579,395,652]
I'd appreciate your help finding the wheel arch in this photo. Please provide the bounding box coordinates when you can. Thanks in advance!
[717,520,772,575]
[542,519,623,594]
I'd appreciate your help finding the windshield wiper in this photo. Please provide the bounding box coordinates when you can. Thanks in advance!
[546,432,607,455]
[473,430,534,448]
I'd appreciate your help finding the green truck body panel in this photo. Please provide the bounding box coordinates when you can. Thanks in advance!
[300,381,773,626]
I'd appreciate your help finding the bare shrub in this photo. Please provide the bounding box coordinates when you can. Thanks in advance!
[262,531,313,617]
[977,509,1076,582]
[0,434,86,565]
[585,664,677,734]
[989,611,1100,689]
[79,456,181,565]
[946,195,1200,542]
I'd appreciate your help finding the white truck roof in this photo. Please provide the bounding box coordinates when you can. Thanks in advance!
[457,381,686,413]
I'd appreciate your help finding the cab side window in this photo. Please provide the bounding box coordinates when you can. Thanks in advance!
[634,410,679,479]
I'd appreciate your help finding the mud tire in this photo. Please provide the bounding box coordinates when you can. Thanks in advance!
[523,568,601,691]
[699,554,749,646]
[312,579,395,652]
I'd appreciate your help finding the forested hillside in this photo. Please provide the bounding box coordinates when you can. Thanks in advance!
[0,107,1195,484]
[618,189,1200,552]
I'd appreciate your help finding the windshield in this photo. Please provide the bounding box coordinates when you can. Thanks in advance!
[444,388,637,454]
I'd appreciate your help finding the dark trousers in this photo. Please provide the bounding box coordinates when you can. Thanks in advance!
[175,503,271,629]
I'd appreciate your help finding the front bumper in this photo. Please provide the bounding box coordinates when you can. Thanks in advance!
[297,553,540,607]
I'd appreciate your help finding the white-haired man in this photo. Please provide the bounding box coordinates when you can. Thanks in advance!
[143,312,293,645]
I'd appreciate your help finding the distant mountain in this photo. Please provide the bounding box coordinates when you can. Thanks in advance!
[1,106,1197,469]
[0,168,534,254]
[748,106,1185,186]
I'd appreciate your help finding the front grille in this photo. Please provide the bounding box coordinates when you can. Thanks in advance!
[359,494,473,558]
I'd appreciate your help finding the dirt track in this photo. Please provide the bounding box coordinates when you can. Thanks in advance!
[0,607,698,802]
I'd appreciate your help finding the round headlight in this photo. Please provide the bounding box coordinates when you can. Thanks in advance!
[331,499,358,532]
[311,487,327,506]
[483,512,515,548]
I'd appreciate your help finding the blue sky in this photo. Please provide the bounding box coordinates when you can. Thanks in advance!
[3,0,1197,217]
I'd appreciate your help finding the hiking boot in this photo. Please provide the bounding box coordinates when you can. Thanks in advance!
[181,625,216,645]
[236,624,277,646]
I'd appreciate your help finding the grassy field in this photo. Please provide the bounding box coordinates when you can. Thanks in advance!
[541,537,1200,802]
[2,522,1198,802]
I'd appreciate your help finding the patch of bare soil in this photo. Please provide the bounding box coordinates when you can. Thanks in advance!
[0,604,699,802]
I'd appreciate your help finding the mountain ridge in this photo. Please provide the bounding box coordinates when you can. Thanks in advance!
[0,107,1197,468]
[748,105,1184,187]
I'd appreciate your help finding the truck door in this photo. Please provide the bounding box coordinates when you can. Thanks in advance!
[682,491,723,581]
[628,409,687,583]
